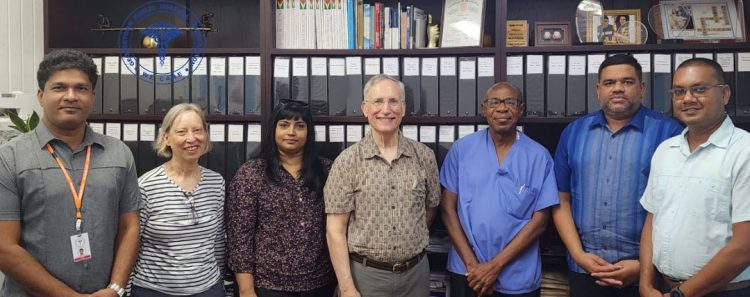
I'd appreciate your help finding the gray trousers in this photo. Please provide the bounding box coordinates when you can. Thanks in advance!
[349,256,430,297]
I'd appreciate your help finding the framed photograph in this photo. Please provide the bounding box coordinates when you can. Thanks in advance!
[591,9,642,45]
[659,0,745,40]
[534,22,572,46]
[440,0,486,47]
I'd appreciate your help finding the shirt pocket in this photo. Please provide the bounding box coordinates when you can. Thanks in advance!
[700,178,731,220]
[504,185,538,220]
[409,172,427,210]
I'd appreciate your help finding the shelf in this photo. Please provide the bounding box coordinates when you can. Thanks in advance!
[272,47,497,56]
[50,48,262,55]
[87,114,262,122]
[507,42,750,54]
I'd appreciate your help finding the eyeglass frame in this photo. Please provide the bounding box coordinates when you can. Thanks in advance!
[669,84,727,101]
[182,192,198,225]
[483,97,523,109]
[364,97,405,109]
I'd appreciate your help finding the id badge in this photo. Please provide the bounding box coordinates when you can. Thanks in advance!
[70,233,92,262]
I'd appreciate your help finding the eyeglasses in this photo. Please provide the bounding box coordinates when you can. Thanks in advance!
[366,98,403,108]
[183,192,198,225]
[669,84,726,100]
[483,98,521,109]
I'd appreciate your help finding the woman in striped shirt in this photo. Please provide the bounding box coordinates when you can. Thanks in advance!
[131,103,226,297]
[227,100,335,297]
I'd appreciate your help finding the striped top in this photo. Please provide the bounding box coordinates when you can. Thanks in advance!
[554,107,681,274]
[132,165,226,295]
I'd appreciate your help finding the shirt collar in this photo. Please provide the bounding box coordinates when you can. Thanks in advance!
[34,122,104,151]
[588,106,646,131]
[361,131,414,160]
[673,116,734,150]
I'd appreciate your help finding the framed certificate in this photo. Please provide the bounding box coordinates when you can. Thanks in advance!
[440,0,486,47]
[659,0,745,40]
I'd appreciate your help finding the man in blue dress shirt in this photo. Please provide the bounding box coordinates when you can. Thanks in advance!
[440,82,559,297]
[552,54,682,297]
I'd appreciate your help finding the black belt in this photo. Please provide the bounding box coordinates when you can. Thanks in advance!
[350,251,426,273]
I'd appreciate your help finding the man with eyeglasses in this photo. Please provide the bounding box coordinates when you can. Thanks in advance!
[639,58,750,297]
[325,74,440,297]
[439,82,559,297]
[552,54,682,297]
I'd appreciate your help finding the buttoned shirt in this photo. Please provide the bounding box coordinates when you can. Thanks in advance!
[554,107,681,273]
[0,123,140,296]
[641,117,750,282]
[228,158,333,292]
[325,132,441,263]
[440,130,559,294]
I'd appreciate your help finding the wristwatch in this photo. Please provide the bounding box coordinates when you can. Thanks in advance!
[108,283,125,297]
[670,286,685,297]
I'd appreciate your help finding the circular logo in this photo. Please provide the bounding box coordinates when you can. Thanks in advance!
[118,0,205,85]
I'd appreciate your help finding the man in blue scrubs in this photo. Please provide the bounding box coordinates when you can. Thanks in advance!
[553,54,682,297]
[440,82,559,297]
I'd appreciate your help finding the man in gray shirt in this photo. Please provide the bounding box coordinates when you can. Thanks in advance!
[0,49,140,297]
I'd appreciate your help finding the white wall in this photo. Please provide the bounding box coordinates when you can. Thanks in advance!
[0,0,45,95]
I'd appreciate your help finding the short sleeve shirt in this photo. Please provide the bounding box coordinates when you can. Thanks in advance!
[324,132,440,263]
[0,123,140,296]
[641,117,750,281]
[440,130,559,294]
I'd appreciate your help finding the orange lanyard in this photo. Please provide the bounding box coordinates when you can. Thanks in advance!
[46,144,92,232]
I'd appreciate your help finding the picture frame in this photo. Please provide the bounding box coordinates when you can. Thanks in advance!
[658,0,745,40]
[534,22,572,46]
[440,0,486,47]
[595,9,642,45]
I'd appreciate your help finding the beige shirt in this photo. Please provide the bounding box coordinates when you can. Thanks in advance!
[325,132,440,263]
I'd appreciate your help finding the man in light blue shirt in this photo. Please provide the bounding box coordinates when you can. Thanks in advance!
[640,58,750,297]
[440,82,559,297]
[553,54,682,297]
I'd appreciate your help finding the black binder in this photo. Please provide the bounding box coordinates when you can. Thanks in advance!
[138,57,155,115]
[273,56,291,107]
[209,57,227,115]
[382,57,400,80]
[421,57,439,116]
[102,56,120,114]
[245,124,262,160]
[716,53,736,116]
[457,57,476,117]
[173,57,190,106]
[653,54,672,116]
[546,55,566,117]
[632,54,652,109]
[310,57,329,115]
[476,56,495,114]
[363,57,381,84]
[226,124,245,181]
[138,124,158,176]
[227,57,245,115]
[419,126,438,157]
[586,54,605,114]
[328,58,348,116]
[154,57,172,114]
[122,124,139,171]
[92,57,103,114]
[737,53,750,116]
[244,56,262,115]
[191,58,209,113]
[437,125,455,169]
[291,57,310,103]
[207,124,226,177]
[345,57,363,116]
[566,55,586,117]
[439,57,458,117]
[525,55,544,117]
[403,57,422,116]
[346,125,363,147]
